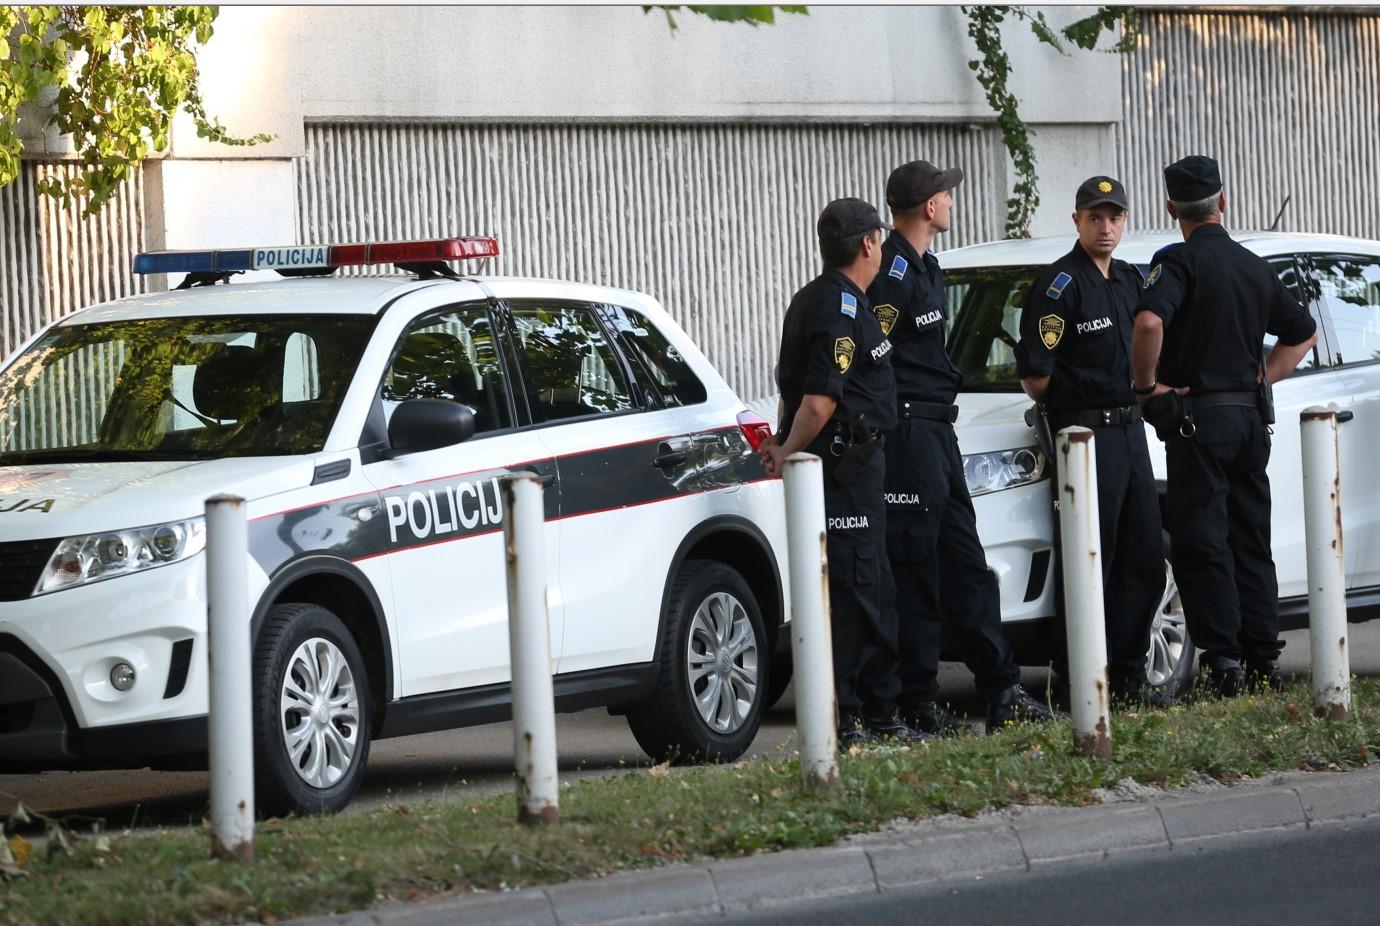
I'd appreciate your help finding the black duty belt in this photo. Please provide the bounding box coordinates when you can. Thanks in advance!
[1049,404,1142,430]
[1185,391,1258,411]
[897,400,959,423]
[828,419,882,445]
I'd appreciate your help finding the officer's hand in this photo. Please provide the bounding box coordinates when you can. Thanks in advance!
[761,443,787,479]
[1136,383,1188,405]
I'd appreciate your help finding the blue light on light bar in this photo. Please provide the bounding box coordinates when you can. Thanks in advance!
[132,249,255,275]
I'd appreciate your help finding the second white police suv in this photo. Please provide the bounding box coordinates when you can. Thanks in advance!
[0,237,789,814]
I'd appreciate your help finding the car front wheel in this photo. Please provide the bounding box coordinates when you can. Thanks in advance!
[1147,556,1193,699]
[627,559,767,763]
[253,602,372,816]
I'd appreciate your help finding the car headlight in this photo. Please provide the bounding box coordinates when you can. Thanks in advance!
[962,446,1046,497]
[34,518,207,595]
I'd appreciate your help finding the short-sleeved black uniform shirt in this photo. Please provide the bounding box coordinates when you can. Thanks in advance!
[865,233,962,403]
[1015,242,1142,412]
[1136,225,1316,391]
[777,268,898,436]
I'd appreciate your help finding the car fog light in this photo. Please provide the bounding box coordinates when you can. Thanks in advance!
[110,662,136,691]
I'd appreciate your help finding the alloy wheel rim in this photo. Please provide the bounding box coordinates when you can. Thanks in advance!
[1146,562,1188,688]
[279,636,361,789]
[686,591,758,734]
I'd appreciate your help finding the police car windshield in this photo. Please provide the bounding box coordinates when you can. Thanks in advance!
[944,266,1040,392]
[0,314,377,463]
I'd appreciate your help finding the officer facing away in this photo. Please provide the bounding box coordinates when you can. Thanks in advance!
[866,160,1055,734]
[1016,176,1166,707]
[1132,155,1318,696]
[762,198,928,747]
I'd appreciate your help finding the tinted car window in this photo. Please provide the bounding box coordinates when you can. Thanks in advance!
[603,305,707,409]
[509,302,634,422]
[943,267,1037,391]
[384,305,513,434]
[1311,255,1380,367]
[1265,257,1320,371]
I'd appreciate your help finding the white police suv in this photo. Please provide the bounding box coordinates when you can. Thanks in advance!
[936,230,1380,696]
[0,237,787,814]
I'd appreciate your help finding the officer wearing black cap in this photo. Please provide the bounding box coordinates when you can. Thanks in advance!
[1016,175,1165,706]
[1132,155,1318,696]
[867,160,1055,734]
[763,197,927,747]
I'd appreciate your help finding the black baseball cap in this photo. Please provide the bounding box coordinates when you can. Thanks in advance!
[1164,155,1222,202]
[817,197,890,242]
[1075,175,1129,211]
[886,160,964,211]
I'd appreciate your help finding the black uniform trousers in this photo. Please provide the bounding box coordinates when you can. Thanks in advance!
[1050,421,1165,684]
[810,434,901,713]
[1162,406,1279,665]
[882,418,1022,705]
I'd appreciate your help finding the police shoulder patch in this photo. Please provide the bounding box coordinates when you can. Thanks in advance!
[888,255,908,280]
[873,303,899,336]
[839,292,858,318]
[1045,271,1073,300]
[1039,314,1064,349]
[1145,264,1163,288]
[834,336,856,373]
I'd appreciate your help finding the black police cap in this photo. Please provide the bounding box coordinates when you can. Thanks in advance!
[886,160,965,211]
[1075,175,1129,211]
[817,198,890,242]
[1164,155,1222,202]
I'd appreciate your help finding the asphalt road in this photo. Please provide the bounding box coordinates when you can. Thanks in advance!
[4,621,1379,831]
[693,815,1380,926]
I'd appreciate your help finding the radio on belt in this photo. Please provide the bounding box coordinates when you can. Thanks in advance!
[132,236,500,287]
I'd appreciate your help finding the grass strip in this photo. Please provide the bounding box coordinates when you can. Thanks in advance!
[3,680,1378,926]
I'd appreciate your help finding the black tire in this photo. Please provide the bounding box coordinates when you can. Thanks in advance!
[765,648,793,709]
[252,603,372,816]
[627,560,768,764]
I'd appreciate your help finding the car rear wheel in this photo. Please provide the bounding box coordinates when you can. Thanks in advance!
[253,602,371,816]
[1147,555,1193,699]
[627,559,767,763]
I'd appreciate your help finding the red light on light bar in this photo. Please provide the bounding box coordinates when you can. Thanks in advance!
[327,237,500,266]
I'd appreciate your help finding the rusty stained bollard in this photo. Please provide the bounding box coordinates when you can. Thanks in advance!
[782,452,838,790]
[205,494,254,862]
[500,473,560,824]
[1300,407,1351,719]
[1055,427,1112,760]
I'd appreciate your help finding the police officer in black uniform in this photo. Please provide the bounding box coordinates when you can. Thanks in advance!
[1016,176,1165,706]
[867,161,1055,734]
[1132,156,1318,696]
[764,198,926,746]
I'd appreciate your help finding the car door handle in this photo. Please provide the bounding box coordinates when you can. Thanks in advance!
[1336,410,1355,424]
[653,439,692,469]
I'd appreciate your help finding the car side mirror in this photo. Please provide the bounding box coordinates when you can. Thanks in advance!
[386,399,476,457]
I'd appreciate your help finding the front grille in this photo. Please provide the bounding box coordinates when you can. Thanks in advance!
[0,538,58,601]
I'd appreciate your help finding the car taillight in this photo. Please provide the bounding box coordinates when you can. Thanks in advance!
[736,410,773,452]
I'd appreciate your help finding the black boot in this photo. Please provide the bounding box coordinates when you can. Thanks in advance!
[986,685,1058,732]
[901,701,968,737]
[1198,656,1245,698]
[838,709,882,750]
[1244,660,1286,693]
[863,702,937,744]
[1110,672,1169,709]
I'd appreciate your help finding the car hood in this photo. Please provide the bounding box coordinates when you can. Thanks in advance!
[0,458,315,541]
[745,391,1037,456]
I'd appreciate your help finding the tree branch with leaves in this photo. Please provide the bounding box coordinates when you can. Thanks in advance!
[0,5,270,214]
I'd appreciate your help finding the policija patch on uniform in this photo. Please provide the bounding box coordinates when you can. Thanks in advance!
[873,304,899,336]
[834,336,856,373]
[1039,314,1064,349]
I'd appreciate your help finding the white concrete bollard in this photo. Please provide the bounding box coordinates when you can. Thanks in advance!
[205,494,254,862]
[1055,428,1112,760]
[500,473,560,824]
[1300,407,1351,719]
[782,452,838,790]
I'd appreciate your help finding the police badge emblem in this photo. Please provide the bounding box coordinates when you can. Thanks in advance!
[834,336,856,373]
[1039,314,1064,349]
[873,304,899,336]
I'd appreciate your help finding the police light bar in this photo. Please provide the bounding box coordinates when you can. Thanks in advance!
[132,237,500,275]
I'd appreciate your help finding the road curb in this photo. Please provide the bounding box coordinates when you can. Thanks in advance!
[285,766,1380,926]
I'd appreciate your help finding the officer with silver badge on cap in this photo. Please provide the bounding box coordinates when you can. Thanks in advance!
[1017,175,1166,708]
[1132,155,1318,697]
[762,198,931,748]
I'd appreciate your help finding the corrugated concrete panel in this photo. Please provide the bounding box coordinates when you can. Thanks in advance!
[298,122,1005,399]
[1118,11,1380,237]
